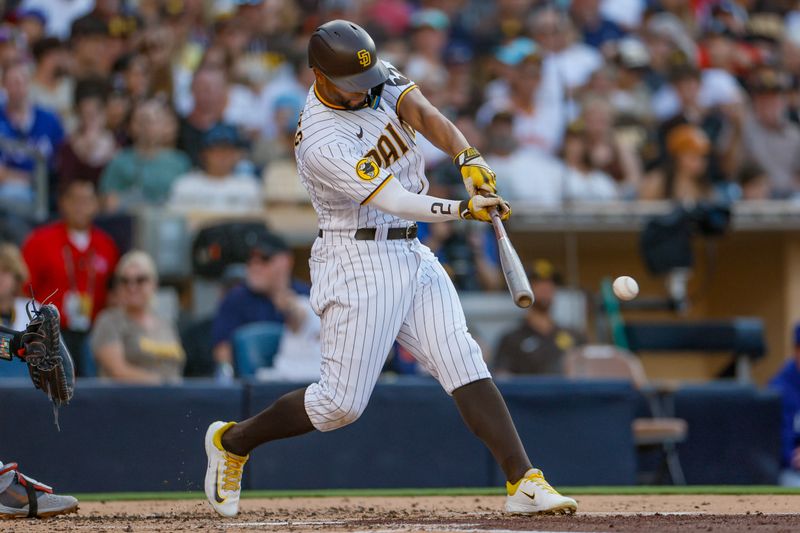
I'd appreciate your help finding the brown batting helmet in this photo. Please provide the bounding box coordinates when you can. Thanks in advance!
[308,19,390,93]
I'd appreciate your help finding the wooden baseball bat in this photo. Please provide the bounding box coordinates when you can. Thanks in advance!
[490,210,534,308]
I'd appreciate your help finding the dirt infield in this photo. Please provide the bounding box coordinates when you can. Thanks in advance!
[12,494,800,532]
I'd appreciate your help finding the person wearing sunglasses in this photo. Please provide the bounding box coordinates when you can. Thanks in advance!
[210,233,311,379]
[90,250,185,383]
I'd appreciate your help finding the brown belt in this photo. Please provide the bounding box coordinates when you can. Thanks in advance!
[318,225,418,240]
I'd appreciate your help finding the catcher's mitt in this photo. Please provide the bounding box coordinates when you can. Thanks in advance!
[18,303,75,409]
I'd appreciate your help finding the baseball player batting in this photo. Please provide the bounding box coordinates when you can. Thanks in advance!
[204,20,577,517]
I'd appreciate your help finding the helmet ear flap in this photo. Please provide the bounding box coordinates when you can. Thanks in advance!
[367,83,385,110]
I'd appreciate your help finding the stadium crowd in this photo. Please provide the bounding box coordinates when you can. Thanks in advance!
[0,1,794,222]
[0,0,798,382]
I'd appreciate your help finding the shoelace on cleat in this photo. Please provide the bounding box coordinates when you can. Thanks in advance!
[221,453,245,492]
[527,472,560,495]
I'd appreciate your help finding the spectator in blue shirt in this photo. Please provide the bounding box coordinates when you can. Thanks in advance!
[569,0,625,50]
[769,324,800,487]
[211,233,310,376]
[0,59,64,210]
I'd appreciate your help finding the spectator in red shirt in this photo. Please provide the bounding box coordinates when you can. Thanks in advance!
[22,179,118,374]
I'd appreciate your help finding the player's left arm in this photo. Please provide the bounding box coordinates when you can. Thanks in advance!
[368,176,509,223]
[397,87,496,197]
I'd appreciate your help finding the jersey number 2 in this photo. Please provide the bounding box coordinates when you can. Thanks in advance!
[431,202,452,215]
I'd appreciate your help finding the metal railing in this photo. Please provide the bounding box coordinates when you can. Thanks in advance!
[509,200,800,232]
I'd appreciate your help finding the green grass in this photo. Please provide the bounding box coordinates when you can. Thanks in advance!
[72,485,800,502]
[561,486,800,495]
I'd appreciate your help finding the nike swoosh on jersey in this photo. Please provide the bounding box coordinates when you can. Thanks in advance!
[357,126,363,139]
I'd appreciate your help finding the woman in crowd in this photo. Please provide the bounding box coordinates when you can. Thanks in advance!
[90,250,185,383]
[640,123,713,202]
[100,99,190,211]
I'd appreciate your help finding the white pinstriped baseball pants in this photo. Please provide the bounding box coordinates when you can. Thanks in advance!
[305,231,491,432]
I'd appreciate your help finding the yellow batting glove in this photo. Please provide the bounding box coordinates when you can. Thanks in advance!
[454,147,497,197]
[458,194,511,223]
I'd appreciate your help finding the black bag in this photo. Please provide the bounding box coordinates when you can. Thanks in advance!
[691,202,731,237]
[192,222,271,278]
[640,207,694,275]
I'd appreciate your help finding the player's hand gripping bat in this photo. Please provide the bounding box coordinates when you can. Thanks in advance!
[490,209,534,308]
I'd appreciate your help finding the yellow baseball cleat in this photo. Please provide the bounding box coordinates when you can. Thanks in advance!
[204,421,248,517]
[505,468,577,514]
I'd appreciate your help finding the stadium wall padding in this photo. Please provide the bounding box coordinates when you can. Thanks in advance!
[0,379,245,492]
[0,378,780,492]
[672,383,782,484]
[488,379,638,487]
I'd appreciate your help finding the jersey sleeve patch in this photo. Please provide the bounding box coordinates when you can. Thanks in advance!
[380,61,417,111]
[303,144,393,205]
[356,158,380,181]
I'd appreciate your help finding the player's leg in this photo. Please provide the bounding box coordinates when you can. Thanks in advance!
[221,388,313,456]
[452,378,530,481]
[303,240,418,432]
[216,237,351,456]
[399,334,531,482]
[395,254,529,481]
[205,240,417,517]
[219,264,413,454]
[398,246,576,514]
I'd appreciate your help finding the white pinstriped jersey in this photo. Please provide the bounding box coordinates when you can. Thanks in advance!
[295,66,492,430]
[295,61,426,231]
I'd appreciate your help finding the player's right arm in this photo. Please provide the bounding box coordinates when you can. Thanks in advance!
[396,82,496,198]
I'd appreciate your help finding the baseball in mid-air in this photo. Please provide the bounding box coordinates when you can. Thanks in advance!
[613,276,639,301]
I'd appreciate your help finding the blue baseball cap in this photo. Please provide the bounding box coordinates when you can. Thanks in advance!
[273,93,303,132]
[251,232,290,258]
[202,123,248,150]
[495,38,540,66]
[445,42,473,65]
[17,8,47,26]
[410,9,450,31]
